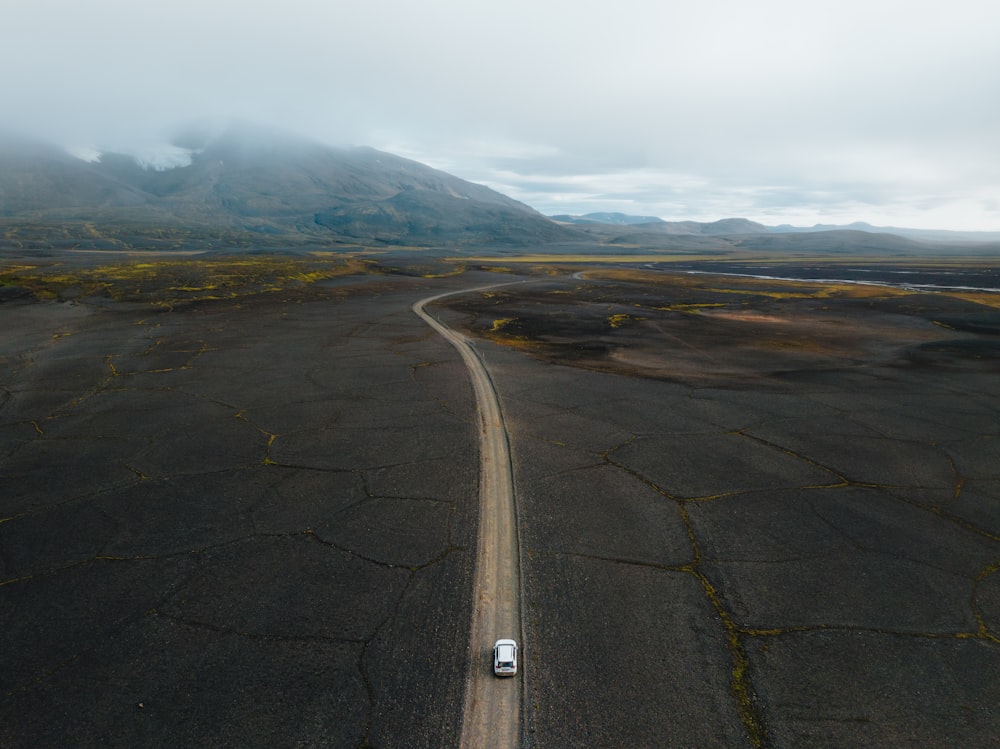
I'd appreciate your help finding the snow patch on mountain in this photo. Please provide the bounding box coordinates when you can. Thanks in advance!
[66,142,197,170]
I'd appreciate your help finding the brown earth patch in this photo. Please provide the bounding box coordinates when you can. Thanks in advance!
[442,269,1000,387]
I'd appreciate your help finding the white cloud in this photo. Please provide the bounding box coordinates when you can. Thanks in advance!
[65,145,103,163]
[127,144,197,171]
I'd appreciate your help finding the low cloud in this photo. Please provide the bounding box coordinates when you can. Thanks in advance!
[3,0,999,229]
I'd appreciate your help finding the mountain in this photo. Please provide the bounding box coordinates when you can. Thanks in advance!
[551,212,665,225]
[0,125,577,249]
[770,221,1000,243]
[728,228,928,254]
[658,218,771,235]
[552,212,1000,245]
[5,131,996,255]
[550,214,772,235]
[0,136,159,219]
[543,212,1000,256]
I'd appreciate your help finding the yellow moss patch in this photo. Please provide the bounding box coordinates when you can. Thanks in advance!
[953,291,1000,310]
[655,302,728,312]
[463,254,729,264]
[608,313,645,328]
[0,255,372,303]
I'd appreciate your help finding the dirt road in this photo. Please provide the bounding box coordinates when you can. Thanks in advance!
[413,287,522,749]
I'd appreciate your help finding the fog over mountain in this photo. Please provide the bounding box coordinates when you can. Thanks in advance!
[2,0,998,232]
[3,124,999,256]
[0,125,575,249]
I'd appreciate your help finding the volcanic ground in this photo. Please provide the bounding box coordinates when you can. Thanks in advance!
[2,255,999,747]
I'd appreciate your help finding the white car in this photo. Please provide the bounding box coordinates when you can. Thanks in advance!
[493,638,518,676]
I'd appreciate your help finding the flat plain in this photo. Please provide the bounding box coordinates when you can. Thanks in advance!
[1,257,481,748]
[2,253,999,747]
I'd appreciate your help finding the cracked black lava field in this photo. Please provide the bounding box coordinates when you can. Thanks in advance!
[2,255,999,748]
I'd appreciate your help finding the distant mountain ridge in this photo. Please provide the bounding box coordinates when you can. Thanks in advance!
[552,213,770,235]
[551,212,1000,243]
[550,212,666,226]
[770,221,1000,243]
[0,124,576,249]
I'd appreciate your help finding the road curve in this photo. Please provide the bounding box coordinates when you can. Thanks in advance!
[413,285,522,749]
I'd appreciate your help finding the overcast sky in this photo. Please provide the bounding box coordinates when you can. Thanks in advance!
[4,0,1000,229]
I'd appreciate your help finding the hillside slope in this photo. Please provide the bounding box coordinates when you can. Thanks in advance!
[0,125,577,249]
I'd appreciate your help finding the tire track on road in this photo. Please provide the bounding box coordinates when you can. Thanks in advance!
[413,285,523,749]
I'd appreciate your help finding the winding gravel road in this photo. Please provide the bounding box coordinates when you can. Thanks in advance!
[413,286,523,749]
